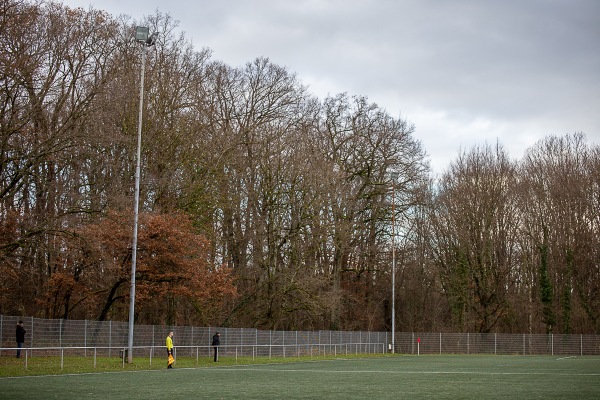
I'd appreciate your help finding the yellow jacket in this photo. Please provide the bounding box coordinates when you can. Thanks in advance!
[166,336,173,351]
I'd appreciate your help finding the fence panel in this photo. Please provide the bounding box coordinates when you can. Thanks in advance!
[1,315,599,357]
[582,335,600,355]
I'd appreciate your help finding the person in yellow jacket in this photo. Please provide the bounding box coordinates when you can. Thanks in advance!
[166,331,174,368]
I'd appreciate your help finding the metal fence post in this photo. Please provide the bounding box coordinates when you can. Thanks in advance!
[319,331,321,356]
[30,316,34,357]
[84,320,87,357]
[109,320,112,357]
[467,332,470,354]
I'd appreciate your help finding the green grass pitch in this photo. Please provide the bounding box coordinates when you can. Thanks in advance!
[1,355,599,399]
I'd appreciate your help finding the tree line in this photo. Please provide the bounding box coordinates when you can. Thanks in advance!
[1,1,598,333]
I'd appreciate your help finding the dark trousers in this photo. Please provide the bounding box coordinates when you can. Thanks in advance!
[167,349,173,368]
[16,342,23,358]
[213,346,218,362]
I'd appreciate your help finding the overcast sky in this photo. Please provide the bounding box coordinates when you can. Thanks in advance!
[63,0,599,174]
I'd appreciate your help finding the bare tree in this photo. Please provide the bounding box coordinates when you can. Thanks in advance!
[428,143,519,332]
[315,94,428,330]
[519,133,599,333]
[0,1,121,316]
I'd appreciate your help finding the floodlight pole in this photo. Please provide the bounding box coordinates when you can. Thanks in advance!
[391,176,396,354]
[128,26,155,364]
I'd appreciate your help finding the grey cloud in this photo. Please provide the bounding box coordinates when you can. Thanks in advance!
[64,0,600,171]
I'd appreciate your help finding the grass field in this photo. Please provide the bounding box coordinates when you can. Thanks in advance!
[1,355,599,399]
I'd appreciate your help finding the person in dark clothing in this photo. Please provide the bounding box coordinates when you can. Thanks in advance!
[16,320,26,358]
[212,332,221,362]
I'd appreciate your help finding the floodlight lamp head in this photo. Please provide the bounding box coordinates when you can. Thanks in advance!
[135,26,149,43]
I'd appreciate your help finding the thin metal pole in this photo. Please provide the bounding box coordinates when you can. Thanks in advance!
[128,45,146,364]
[391,180,396,353]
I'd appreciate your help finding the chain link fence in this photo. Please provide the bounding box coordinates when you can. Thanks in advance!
[396,331,600,356]
[0,315,386,359]
[1,315,598,358]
